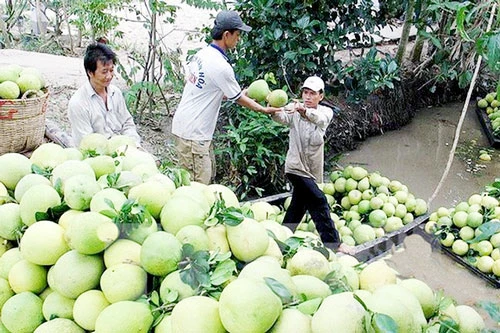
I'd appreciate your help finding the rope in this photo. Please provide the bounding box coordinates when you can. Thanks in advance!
[427,2,498,207]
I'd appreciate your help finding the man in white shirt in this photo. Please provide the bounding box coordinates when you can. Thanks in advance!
[172,10,281,184]
[68,43,141,147]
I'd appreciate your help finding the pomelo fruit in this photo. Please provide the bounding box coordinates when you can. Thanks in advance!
[0,203,23,241]
[73,289,110,331]
[83,155,116,179]
[0,66,19,83]
[140,231,182,276]
[0,247,22,279]
[206,183,240,208]
[42,290,75,320]
[107,134,137,153]
[94,300,154,333]
[247,79,271,102]
[20,220,70,265]
[30,142,68,170]
[175,225,210,252]
[64,147,84,161]
[286,248,330,280]
[89,187,127,214]
[455,305,485,333]
[0,80,20,99]
[359,260,396,292]
[226,218,270,262]
[63,174,101,211]
[100,263,147,303]
[267,89,289,107]
[33,318,84,333]
[398,278,437,319]
[1,291,44,333]
[122,215,159,244]
[103,238,141,268]
[311,292,366,333]
[128,181,172,218]
[159,270,196,303]
[160,195,209,235]
[51,160,95,189]
[291,275,331,300]
[13,173,51,202]
[171,296,225,333]
[0,278,14,310]
[79,133,109,156]
[206,224,230,254]
[49,250,105,299]
[219,277,282,333]
[19,184,61,226]
[0,153,32,190]
[269,308,312,333]
[353,224,376,244]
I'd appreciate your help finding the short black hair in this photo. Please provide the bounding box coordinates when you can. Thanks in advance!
[84,42,116,78]
[211,27,239,40]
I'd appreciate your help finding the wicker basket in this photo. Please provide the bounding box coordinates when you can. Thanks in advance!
[0,90,49,155]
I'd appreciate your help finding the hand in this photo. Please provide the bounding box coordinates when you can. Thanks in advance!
[261,106,282,115]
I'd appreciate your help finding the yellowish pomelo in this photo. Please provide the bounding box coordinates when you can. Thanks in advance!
[51,160,95,189]
[30,142,68,170]
[160,195,209,235]
[128,181,172,218]
[89,187,127,214]
[140,231,182,276]
[250,201,277,221]
[19,183,61,226]
[107,135,137,154]
[455,304,485,333]
[286,248,330,280]
[0,247,22,279]
[205,184,240,208]
[206,224,230,254]
[34,318,84,333]
[358,260,397,292]
[311,292,365,333]
[20,220,70,265]
[159,270,196,303]
[122,215,159,244]
[291,275,331,300]
[171,296,225,332]
[73,289,110,331]
[0,153,33,190]
[226,218,270,262]
[79,133,109,156]
[94,300,154,333]
[8,259,47,293]
[0,278,14,310]
[2,292,44,332]
[100,263,147,303]
[63,174,101,210]
[83,155,116,179]
[0,203,23,240]
[269,308,312,333]
[103,238,141,268]
[175,225,210,252]
[42,290,75,320]
[64,147,84,161]
[267,89,289,107]
[399,278,437,319]
[13,173,50,202]
[247,79,271,102]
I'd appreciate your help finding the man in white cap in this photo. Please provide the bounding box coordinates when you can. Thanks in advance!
[272,76,353,253]
[172,10,282,184]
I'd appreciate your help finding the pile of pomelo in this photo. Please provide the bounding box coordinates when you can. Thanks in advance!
[477,91,500,137]
[424,190,500,280]
[0,136,485,332]
[0,64,46,100]
[286,165,428,247]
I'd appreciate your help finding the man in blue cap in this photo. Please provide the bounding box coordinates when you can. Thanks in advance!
[172,10,281,184]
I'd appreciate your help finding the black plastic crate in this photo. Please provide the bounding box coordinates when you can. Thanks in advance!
[475,107,500,148]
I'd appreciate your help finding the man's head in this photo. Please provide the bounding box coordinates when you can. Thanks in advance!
[301,76,325,108]
[211,10,251,49]
[84,42,116,79]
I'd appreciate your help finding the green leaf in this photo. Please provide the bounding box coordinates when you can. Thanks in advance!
[264,277,294,305]
[372,313,398,333]
[210,260,236,286]
[467,221,500,243]
[486,33,500,73]
[476,301,500,323]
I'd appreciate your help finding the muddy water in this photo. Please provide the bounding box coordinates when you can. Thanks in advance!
[337,101,500,328]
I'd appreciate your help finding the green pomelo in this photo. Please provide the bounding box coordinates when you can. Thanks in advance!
[100,263,147,303]
[160,195,209,235]
[353,224,376,244]
[249,201,277,221]
[359,260,397,292]
[0,278,14,310]
[63,174,101,211]
[140,231,182,276]
[0,81,20,99]
[226,218,270,262]
[239,257,298,298]
[30,142,68,170]
[89,187,127,213]
[350,166,368,181]
[103,239,141,268]
[477,98,488,108]
[286,248,330,280]
[19,67,43,82]
[122,215,158,244]
[49,250,104,299]
[107,135,137,154]
[8,259,47,293]
[1,292,43,332]
[311,292,365,333]
[414,198,428,216]
[368,209,387,227]
[73,290,110,331]
[269,308,312,333]
[65,211,119,255]
[206,224,230,254]
[94,300,153,333]
[0,67,19,83]
[120,148,157,171]
[128,181,172,218]
[42,290,75,320]
[264,237,284,264]
[0,247,22,279]
[154,315,172,333]
[51,160,95,189]
[206,184,240,208]
[33,318,84,333]
[79,133,109,156]
[19,183,61,226]
[175,225,210,252]
[20,220,70,265]
[467,211,483,228]
[455,305,485,333]
[13,173,50,202]
[64,147,84,161]
[219,277,282,333]
[0,203,23,240]
[267,89,289,107]
[171,296,225,333]
[83,155,115,179]
[260,220,293,242]
[58,209,84,230]
[364,292,417,332]
[398,278,437,319]
[0,153,33,190]
[160,270,195,303]
[384,216,404,233]
[291,275,331,300]
[247,79,271,102]
[131,162,159,181]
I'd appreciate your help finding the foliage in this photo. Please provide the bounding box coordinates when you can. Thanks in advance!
[232,0,388,94]
[337,47,400,102]
[214,103,289,200]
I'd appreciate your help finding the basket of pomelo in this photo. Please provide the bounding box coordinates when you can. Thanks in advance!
[0,64,48,155]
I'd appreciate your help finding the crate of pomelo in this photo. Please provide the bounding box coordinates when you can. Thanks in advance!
[476,93,500,148]
[0,135,489,332]
[247,165,429,262]
[0,64,48,155]
[422,183,500,288]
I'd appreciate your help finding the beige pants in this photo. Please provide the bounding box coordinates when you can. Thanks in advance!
[174,136,215,184]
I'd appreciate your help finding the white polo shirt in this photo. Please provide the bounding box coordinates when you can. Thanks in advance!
[171,44,242,141]
[67,81,141,146]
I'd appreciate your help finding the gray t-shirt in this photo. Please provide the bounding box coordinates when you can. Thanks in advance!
[272,104,334,182]
[171,44,242,141]
[67,81,140,146]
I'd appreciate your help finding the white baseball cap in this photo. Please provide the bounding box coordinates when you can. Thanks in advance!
[302,76,325,92]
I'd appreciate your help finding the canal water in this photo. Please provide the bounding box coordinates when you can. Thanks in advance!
[338,101,500,329]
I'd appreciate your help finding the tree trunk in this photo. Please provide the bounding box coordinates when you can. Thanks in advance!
[410,1,428,63]
[396,0,416,65]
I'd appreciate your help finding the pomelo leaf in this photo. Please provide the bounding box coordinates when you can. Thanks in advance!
[372,313,398,333]
[467,221,500,243]
[264,277,293,304]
